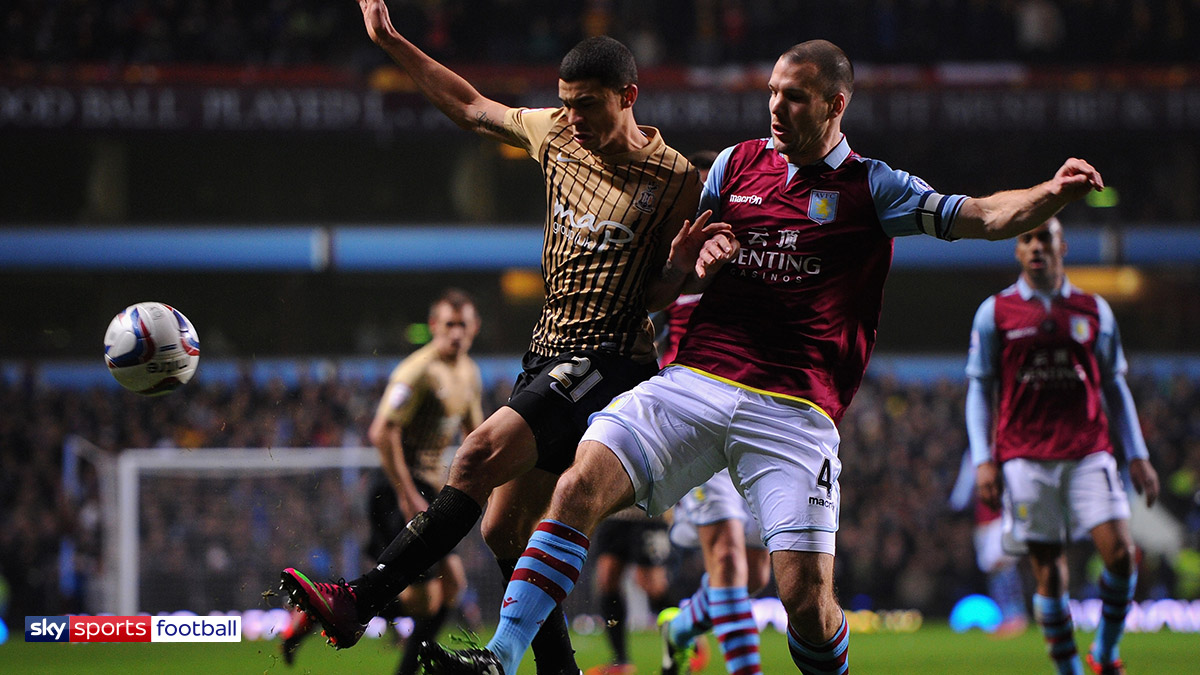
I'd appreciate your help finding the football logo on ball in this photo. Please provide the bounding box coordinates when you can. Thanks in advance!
[103,302,200,396]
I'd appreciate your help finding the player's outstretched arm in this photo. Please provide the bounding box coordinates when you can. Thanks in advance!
[356,0,515,144]
[952,158,1105,241]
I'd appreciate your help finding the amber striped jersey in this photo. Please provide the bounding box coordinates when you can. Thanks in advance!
[376,342,484,487]
[503,107,701,363]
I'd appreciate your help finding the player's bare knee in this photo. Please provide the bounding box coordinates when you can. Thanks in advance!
[1105,542,1136,576]
[782,590,839,641]
[548,467,609,522]
[783,596,827,640]
[451,429,536,493]
[709,548,746,584]
[448,436,508,495]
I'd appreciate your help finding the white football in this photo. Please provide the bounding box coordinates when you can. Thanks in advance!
[103,302,200,396]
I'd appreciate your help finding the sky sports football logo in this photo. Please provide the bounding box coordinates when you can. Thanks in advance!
[25,615,241,642]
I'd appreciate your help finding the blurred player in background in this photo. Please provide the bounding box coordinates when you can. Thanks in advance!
[967,217,1160,675]
[949,450,1029,637]
[586,506,672,675]
[658,469,771,675]
[419,39,1106,675]
[654,150,719,368]
[281,3,721,672]
[281,289,482,675]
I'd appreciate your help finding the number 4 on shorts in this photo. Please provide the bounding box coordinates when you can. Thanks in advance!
[817,458,833,497]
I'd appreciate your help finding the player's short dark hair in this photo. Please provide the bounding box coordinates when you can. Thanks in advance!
[688,150,719,171]
[559,36,638,90]
[782,40,854,101]
[431,288,475,316]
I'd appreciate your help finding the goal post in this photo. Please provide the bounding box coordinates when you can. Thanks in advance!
[70,440,639,627]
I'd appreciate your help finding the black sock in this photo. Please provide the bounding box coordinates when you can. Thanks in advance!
[600,590,628,663]
[396,606,450,675]
[498,557,580,674]
[378,598,406,621]
[354,486,482,620]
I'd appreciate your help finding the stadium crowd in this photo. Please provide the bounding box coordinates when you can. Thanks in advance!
[4,0,1198,67]
[2,365,1198,626]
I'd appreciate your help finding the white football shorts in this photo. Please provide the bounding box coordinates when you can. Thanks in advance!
[1001,451,1131,544]
[670,468,765,550]
[582,366,841,554]
[974,518,1022,573]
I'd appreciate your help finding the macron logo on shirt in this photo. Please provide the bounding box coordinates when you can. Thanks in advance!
[728,193,763,205]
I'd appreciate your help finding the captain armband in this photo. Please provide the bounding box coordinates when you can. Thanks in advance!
[915,192,955,240]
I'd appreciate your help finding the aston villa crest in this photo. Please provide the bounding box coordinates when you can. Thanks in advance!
[634,181,660,214]
[1070,315,1092,343]
[809,190,839,224]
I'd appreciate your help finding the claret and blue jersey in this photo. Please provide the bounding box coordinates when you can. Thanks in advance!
[673,135,967,425]
[965,276,1150,466]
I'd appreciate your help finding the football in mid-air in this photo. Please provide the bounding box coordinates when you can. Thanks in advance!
[103,302,200,396]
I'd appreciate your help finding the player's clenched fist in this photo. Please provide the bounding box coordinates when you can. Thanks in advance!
[358,0,399,47]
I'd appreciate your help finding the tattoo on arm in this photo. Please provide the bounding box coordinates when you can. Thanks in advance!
[474,111,508,136]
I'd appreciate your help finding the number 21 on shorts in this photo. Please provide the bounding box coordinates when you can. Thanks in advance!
[548,356,603,402]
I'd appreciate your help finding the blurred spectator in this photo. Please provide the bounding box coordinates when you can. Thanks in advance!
[1014,0,1065,60]
[3,0,1198,67]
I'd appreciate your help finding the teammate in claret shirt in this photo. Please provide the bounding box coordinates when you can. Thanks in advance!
[420,39,1106,675]
[948,449,1030,637]
[966,217,1160,675]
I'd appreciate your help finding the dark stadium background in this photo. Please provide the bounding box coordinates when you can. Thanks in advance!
[2,0,1199,655]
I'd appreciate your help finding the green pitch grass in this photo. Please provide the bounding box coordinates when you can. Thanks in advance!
[2,623,1194,674]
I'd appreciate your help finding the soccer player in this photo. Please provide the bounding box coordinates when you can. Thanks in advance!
[281,289,482,675]
[280,3,718,672]
[966,218,1160,675]
[949,450,1029,637]
[417,39,1105,675]
[585,507,672,675]
[658,468,772,675]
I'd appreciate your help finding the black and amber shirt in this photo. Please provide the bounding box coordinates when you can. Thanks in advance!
[503,107,701,363]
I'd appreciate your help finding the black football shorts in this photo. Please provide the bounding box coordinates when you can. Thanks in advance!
[506,348,659,475]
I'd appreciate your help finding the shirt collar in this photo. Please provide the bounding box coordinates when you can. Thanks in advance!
[599,125,663,165]
[1016,275,1073,301]
[766,134,850,171]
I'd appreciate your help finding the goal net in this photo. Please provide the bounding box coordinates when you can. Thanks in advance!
[68,439,651,631]
[107,446,383,616]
